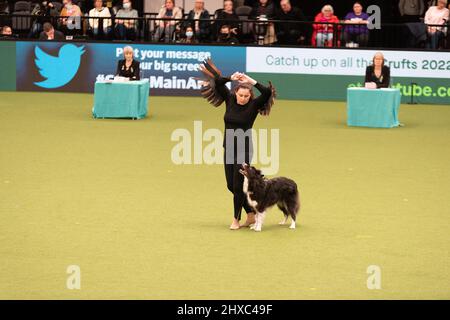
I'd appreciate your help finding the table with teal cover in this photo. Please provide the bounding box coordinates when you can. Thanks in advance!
[347,88,401,128]
[93,79,150,119]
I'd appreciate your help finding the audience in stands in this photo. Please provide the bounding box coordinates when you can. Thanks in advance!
[343,2,369,47]
[250,0,275,19]
[424,0,449,48]
[0,1,9,14]
[153,0,183,43]
[214,0,239,40]
[0,25,13,38]
[216,24,239,44]
[399,0,425,22]
[88,0,112,39]
[28,1,59,38]
[274,0,306,45]
[114,0,138,40]
[312,5,340,47]
[184,0,210,42]
[39,21,64,40]
[60,0,82,35]
[178,25,198,44]
[0,0,448,50]
[252,0,276,45]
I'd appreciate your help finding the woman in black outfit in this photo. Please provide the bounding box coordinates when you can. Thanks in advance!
[199,60,276,230]
[365,52,390,88]
[116,46,140,80]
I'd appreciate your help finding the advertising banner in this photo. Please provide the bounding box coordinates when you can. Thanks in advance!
[15,42,246,96]
[8,40,450,105]
[247,47,450,104]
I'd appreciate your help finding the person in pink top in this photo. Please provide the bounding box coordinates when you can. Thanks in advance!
[312,5,340,47]
[424,0,449,49]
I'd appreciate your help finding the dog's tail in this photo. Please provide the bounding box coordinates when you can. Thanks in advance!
[293,186,300,215]
[293,184,300,215]
[285,183,300,220]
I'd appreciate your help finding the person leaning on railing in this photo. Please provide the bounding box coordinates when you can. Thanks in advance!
[312,4,340,47]
[213,0,240,41]
[114,0,139,41]
[424,0,449,49]
[28,1,60,39]
[342,2,369,47]
[251,0,276,45]
[274,0,306,45]
[60,0,82,35]
[153,0,183,43]
[184,0,210,42]
[39,21,65,40]
[88,0,112,39]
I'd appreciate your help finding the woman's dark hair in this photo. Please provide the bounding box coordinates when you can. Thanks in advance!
[184,25,196,37]
[234,83,255,100]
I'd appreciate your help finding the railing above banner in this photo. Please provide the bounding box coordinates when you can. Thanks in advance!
[0,14,449,51]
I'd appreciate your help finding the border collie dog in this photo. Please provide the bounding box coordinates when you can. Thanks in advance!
[239,163,300,232]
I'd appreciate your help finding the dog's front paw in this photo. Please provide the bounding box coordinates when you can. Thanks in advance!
[289,225,296,229]
[250,225,256,230]
[279,221,286,225]
[254,227,262,232]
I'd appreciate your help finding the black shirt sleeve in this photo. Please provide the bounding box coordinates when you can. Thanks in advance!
[116,60,122,77]
[252,82,272,110]
[365,66,372,83]
[379,66,390,88]
[132,61,140,80]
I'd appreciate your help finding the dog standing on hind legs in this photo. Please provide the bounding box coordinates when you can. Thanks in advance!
[239,163,300,232]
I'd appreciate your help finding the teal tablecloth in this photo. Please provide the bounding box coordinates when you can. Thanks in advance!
[347,88,401,128]
[93,79,150,119]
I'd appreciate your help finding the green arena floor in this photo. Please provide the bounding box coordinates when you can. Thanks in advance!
[0,92,449,299]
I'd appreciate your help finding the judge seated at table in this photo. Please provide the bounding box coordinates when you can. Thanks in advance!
[116,46,140,81]
[365,52,390,88]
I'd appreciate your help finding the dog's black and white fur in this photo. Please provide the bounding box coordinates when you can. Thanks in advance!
[239,163,300,232]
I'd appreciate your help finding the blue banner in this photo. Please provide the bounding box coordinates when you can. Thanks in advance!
[16,42,246,96]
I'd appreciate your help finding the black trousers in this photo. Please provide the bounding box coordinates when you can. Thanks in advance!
[224,149,253,220]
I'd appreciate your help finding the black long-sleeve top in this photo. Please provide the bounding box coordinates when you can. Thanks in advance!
[215,77,272,148]
[116,59,140,80]
[365,65,390,88]
[250,2,275,19]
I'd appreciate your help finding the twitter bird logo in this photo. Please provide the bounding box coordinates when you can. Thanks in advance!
[34,44,85,89]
